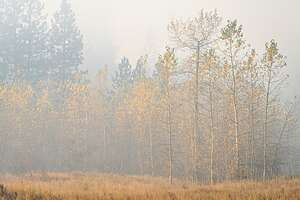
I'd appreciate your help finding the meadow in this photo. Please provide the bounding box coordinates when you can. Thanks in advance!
[0,173,299,200]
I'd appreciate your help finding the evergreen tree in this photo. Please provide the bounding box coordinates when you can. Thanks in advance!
[49,0,83,82]
[113,57,133,90]
[0,0,23,82]
[133,55,147,82]
[0,0,48,83]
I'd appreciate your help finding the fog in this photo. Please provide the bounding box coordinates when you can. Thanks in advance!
[0,0,299,184]
[46,0,300,96]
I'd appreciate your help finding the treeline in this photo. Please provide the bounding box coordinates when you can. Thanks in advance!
[0,1,299,184]
[0,0,83,84]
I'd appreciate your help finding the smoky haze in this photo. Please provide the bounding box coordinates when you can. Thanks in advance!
[46,0,300,96]
[0,0,299,184]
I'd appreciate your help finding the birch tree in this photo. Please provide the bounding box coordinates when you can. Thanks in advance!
[168,10,221,182]
[220,20,249,179]
[261,39,287,180]
[156,47,177,184]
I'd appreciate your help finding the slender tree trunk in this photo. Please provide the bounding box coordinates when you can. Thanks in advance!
[233,77,240,179]
[209,78,215,184]
[167,100,173,184]
[250,78,255,180]
[164,68,174,184]
[263,69,271,181]
[229,41,240,179]
[149,123,154,176]
[139,126,145,175]
[103,125,107,171]
[192,41,200,183]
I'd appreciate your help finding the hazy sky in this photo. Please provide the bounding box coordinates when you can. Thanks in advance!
[45,0,300,96]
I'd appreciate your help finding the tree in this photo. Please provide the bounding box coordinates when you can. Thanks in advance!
[0,0,48,83]
[133,55,148,81]
[261,39,287,180]
[220,20,248,179]
[128,56,158,176]
[242,49,262,179]
[202,49,220,184]
[156,47,177,184]
[49,0,83,82]
[168,10,221,182]
[95,67,111,171]
[112,57,136,174]
[113,57,133,91]
[64,81,90,170]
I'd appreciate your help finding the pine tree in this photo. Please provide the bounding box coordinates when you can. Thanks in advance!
[133,55,147,82]
[0,0,48,83]
[0,0,24,82]
[49,0,83,82]
[113,57,133,91]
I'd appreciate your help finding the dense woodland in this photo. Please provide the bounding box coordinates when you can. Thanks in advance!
[0,0,299,184]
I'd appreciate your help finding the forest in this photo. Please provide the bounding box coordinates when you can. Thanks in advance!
[0,0,299,186]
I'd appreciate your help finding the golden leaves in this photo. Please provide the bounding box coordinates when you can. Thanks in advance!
[0,83,33,109]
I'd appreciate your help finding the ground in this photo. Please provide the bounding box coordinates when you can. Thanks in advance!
[0,173,299,200]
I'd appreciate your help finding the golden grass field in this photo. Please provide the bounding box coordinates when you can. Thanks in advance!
[0,173,299,200]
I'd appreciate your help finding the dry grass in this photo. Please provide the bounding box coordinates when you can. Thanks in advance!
[0,173,299,200]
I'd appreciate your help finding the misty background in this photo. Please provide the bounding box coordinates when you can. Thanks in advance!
[45,0,300,97]
[0,0,299,184]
